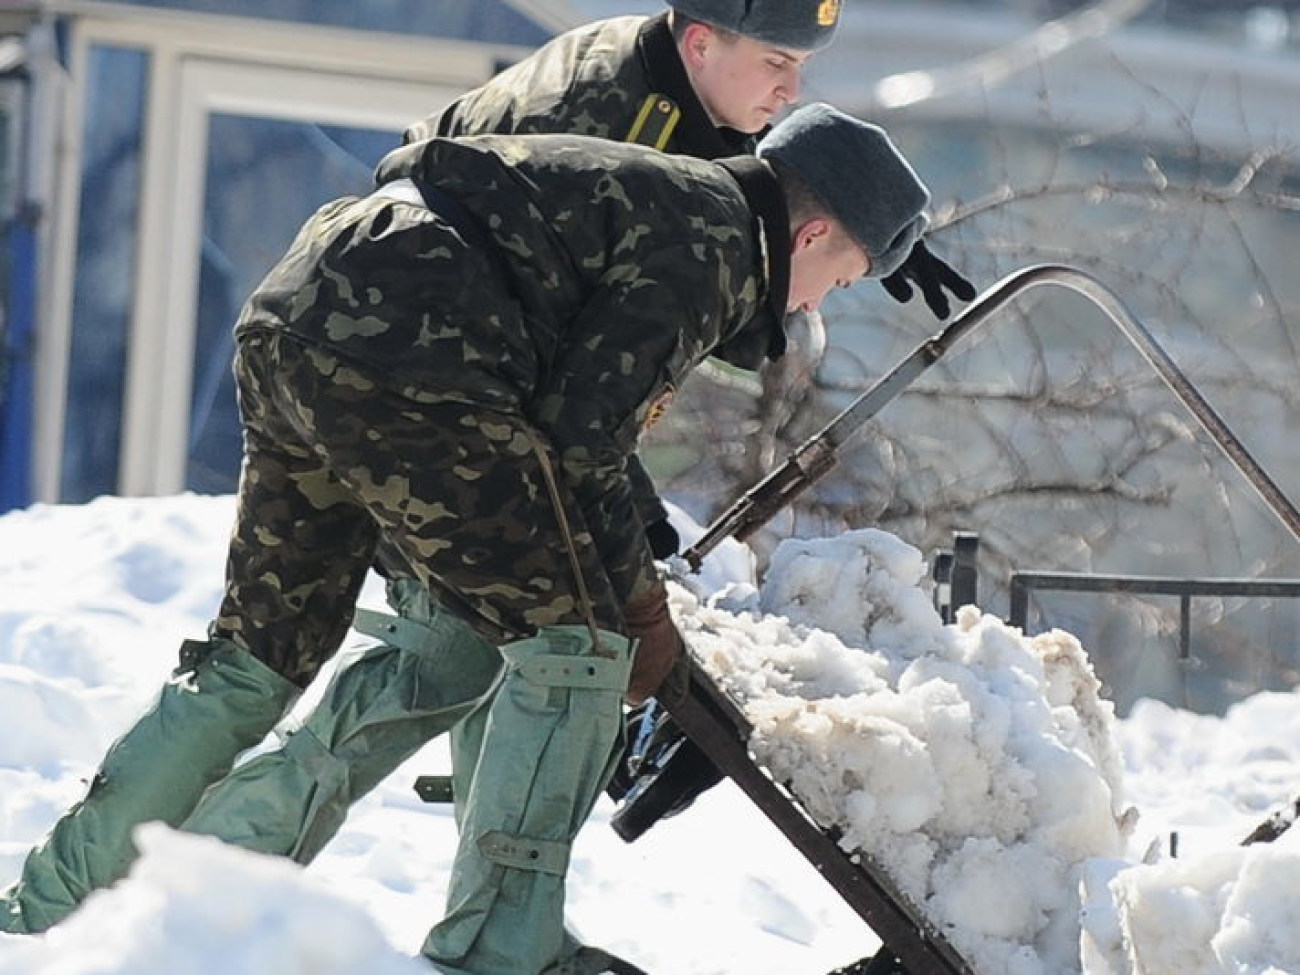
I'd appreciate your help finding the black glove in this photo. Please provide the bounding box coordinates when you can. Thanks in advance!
[880,240,977,320]
[644,518,680,560]
[606,703,724,841]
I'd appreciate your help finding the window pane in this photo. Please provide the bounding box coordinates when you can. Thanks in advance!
[0,76,32,512]
[186,116,397,493]
[60,45,147,503]
[74,0,551,45]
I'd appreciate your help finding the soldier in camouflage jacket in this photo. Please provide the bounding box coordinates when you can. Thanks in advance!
[224,133,792,671]
[206,106,930,973]
[412,4,974,360]
[402,4,822,555]
[0,103,935,975]
[217,4,967,967]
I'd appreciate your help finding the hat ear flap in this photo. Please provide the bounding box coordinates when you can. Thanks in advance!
[871,212,930,280]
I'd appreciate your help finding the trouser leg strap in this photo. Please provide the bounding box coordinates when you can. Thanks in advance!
[351,606,436,654]
[423,625,632,975]
[477,831,570,876]
[515,653,630,692]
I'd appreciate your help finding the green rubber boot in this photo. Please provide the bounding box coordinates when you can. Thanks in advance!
[0,636,298,933]
[423,625,632,975]
[181,582,502,863]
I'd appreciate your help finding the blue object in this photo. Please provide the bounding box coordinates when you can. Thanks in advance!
[0,206,36,513]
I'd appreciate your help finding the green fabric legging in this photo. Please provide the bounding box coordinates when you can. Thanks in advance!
[182,581,503,863]
[423,624,631,975]
[0,637,299,934]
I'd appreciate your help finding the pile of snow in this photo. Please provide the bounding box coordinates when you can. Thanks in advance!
[669,529,1130,974]
[0,824,430,975]
[1080,834,1300,975]
[2,494,1300,973]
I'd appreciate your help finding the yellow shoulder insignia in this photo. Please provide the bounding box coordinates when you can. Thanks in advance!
[624,94,682,151]
[643,383,676,430]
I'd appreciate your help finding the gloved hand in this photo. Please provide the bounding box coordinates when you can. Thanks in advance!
[622,582,685,706]
[644,518,680,560]
[880,240,977,320]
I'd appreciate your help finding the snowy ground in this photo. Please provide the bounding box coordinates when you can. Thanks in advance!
[1,493,1299,974]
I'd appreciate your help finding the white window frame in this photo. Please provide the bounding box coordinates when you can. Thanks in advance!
[36,6,539,499]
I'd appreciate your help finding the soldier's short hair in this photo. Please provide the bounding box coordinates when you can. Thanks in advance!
[668,11,739,45]
[765,157,833,231]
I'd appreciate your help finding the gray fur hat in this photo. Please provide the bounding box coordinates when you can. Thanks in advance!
[666,0,841,51]
[758,103,930,279]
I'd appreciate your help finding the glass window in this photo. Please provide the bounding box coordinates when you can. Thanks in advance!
[0,87,12,353]
[60,44,147,503]
[0,76,25,512]
[77,0,552,46]
[186,116,399,493]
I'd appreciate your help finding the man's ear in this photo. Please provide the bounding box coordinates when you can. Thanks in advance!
[790,216,833,254]
[679,22,714,68]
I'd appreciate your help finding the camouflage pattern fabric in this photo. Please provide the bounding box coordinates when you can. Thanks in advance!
[219,328,619,687]
[221,137,780,683]
[377,13,760,587]
[406,14,756,161]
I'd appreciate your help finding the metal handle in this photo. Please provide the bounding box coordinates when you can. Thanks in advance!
[684,263,1300,569]
[988,265,1300,544]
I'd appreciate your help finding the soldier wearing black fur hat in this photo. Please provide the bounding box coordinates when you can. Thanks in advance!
[0,102,942,974]
[0,2,970,971]
[165,1,976,906]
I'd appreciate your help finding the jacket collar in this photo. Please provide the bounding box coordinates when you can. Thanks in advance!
[636,13,757,160]
[716,155,791,363]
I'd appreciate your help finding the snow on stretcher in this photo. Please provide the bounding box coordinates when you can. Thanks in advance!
[668,528,1132,975]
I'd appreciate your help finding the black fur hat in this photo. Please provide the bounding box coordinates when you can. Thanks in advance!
[759,103,931,278]
[667,0,841,51]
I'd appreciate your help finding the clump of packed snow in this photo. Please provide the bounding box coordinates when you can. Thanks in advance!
[669,528,1131,974]
[1081,827,1300,975]
[0,823,432,975]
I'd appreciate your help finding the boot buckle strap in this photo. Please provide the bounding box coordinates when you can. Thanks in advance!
[351,608,433,653]
[477,830,568,876]
[515,653,629,692]
[176,638,214,676]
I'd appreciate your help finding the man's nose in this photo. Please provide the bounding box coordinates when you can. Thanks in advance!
[780,69,802,103]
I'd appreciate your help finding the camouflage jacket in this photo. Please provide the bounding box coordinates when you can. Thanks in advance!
[397,13,778,553]
[411,13,781,371]
[244,134,789,608]
[405,14,757,162]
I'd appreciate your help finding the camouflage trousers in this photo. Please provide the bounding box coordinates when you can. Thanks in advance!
[217,328,622,687]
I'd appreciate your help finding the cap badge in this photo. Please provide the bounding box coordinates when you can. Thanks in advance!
[817,0,841,27]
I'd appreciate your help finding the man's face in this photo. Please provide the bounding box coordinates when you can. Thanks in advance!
[683,25,811,133]
[786,218,871,313]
